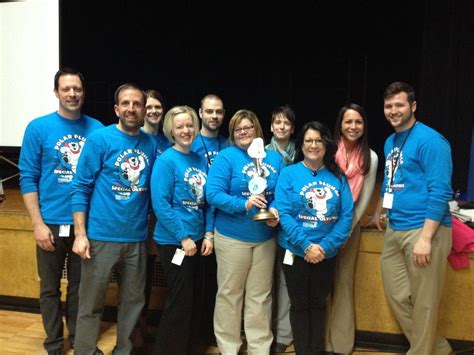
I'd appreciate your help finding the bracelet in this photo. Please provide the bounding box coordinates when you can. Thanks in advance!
[204,236,214,241]
[304,244,313,254]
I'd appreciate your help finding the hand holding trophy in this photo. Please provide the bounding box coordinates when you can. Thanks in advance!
[247,138,276,222]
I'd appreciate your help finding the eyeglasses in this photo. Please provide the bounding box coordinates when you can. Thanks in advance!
[303,139,324,146]
[234,125,254,134]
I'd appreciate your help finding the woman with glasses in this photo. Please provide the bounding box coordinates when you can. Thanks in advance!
[274,121,354,354]
[206,109,285,354]
[324,103,378,354]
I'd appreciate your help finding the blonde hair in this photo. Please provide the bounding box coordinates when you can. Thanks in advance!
[163,106,199,143]
[228,109,264,145]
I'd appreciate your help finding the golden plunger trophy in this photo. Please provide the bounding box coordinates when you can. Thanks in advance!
[247,138,275,222]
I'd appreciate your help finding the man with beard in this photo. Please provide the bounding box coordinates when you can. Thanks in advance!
[19,67,103,355]
[71,83,156,354]
[365,81,453,355]
[191,94,228,167]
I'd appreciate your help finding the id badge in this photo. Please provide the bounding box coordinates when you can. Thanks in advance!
[171,248,185,266]
[58,225,71,237]
[283,249,294,265]
[383,192,394,209]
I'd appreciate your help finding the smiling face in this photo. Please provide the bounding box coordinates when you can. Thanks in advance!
[341,109,364,144]
[199,97,225,135]
[54,74,84,118]
[233,118,256,150]
[145,97,164,127]
[383,92,417,133]
[302,128,326,167]
[172,112,196,152]
[115,88,146,135]
[271,113,294,143]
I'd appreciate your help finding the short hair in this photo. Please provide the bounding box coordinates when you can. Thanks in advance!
[271,105,296,126]
[145,89,166,112]
[200,94,224,108]
[383,81,416,104]
[54,67,85,91]
[114,83,146,105]
[228,109,264,145]
[162,106,200,143]
[295,121,343,178]
[333,103,371,175]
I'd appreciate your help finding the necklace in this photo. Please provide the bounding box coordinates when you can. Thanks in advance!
[302,160,324,177]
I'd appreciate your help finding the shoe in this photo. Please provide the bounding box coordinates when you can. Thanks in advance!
[94,347,104,355]
[271,342,289,353]
[47,350,63,355]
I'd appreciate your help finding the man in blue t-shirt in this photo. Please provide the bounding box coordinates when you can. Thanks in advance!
[71,83,156,354]
[191,94,229,167]
[366,82,453,354]
[19,67,103,354]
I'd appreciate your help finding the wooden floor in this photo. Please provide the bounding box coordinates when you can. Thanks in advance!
[0,310,403,354]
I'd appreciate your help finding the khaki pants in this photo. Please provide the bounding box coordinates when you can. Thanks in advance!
[325,223,361,353]
[213,230,276,355]
[381,225,452,355]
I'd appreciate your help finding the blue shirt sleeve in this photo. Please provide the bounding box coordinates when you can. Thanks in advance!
[419,135,453,222]
[19,122,41,194]
[151,157,187,242]
[206,152,247,215]
[70,134,102,213]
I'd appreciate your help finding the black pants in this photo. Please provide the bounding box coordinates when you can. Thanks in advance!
[154,241,204,355]
[36,224,81,351]
[280,247,336,355]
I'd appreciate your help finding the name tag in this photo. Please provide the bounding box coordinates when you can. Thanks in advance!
[383,192,394,209]
[283,249,294,265]
[171,248,185,266]
[58,225,71,237]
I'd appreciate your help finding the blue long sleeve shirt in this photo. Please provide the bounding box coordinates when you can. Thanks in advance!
[71,124,156,242]
[151,148,215,245]
[206,145,284,243]
[380,122,452,230]
[191,134,229,168]
[275,162,354,258]
[19,111,103,224]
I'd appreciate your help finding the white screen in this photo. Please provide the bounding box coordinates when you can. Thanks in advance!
[0,0,59,147]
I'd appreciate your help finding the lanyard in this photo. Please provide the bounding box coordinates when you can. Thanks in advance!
[389,121,416,188]
[200,135,221,171]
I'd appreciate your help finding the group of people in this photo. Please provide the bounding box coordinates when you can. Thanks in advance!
[19,67,454,355]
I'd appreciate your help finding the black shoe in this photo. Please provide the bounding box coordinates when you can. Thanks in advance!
[47,350,63,355]
[271,342,288,353]
[94,347,104,355]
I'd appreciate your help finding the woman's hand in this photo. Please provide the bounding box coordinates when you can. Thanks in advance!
[201,238,214,256]
[245,194,267,210]
[265,207,280,227]
[181,237,197,256]
[304,244,326,264]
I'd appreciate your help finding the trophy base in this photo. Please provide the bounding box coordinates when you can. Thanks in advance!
[252,208,276,222]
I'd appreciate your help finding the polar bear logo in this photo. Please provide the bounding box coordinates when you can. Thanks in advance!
[120,156,146,185]
[60,141,84,173]
[305,186,333,220]
[188,173,206,202]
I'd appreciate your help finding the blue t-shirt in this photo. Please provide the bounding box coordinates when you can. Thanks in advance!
[206,145,284,243]
[380,122,452,230]
[191,134,229,168]
[71,124,156,242]
[275,162,354,258]
[151,148,215,245]
[19,111,103,224]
